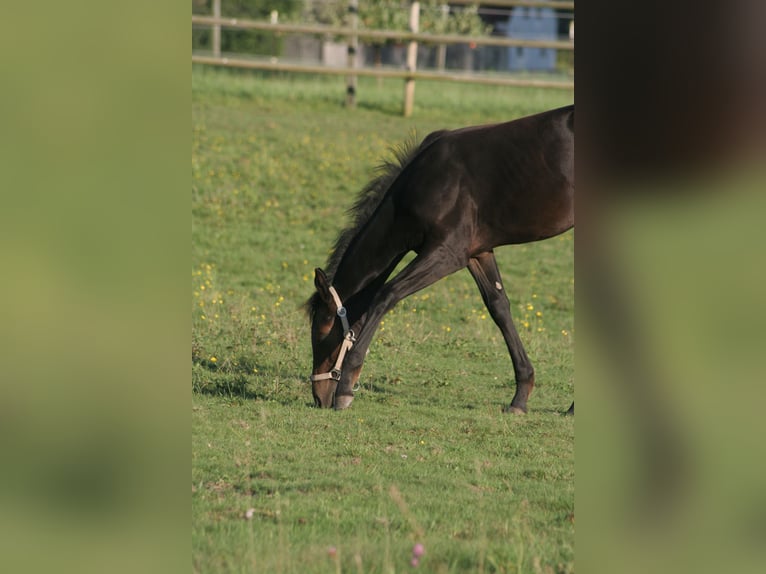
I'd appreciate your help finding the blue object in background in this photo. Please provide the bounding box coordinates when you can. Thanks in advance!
[504,5,558,71]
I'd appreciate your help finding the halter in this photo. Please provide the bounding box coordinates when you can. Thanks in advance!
[310,285,358,389]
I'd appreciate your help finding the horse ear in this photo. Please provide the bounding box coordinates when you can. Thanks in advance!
[314,268,335,310]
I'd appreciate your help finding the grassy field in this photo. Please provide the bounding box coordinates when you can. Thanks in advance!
[192,67,574,573]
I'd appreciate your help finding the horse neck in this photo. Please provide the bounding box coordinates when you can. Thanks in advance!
[330,194,401,307]
[331,237,404,325]
[331,250,381,316]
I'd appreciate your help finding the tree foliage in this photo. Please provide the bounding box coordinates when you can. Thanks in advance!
[192,0,304,54]
[192,1,491,54]
[305,1,491,42]
[420,1,491,37]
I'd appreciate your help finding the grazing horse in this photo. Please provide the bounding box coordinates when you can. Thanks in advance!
[306,105,574,410]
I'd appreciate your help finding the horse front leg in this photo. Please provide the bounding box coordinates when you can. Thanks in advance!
[467,251,535,414]
[333,247,466,410]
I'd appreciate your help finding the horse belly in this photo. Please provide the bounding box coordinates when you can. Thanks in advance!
[481,182,574,247]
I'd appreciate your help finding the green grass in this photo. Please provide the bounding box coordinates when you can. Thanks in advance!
[192,67,574,573]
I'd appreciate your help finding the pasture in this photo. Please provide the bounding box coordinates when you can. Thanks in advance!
[192,67,574,573]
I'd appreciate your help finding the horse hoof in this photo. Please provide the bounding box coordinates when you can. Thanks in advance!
[333,395,354,410]
[503,405,527,415]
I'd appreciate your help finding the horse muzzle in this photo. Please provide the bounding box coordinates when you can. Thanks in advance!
[312,379,337,409]
[312,379,355,410]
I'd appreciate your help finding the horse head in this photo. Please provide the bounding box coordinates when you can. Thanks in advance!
[308,268,359,409]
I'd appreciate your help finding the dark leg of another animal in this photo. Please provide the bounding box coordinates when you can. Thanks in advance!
[467,251,535,414]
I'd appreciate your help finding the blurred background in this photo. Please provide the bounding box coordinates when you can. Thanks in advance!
[191,0,574,108]
[2,0,765,572]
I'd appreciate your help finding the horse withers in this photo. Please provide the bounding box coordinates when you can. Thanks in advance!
[306,105,574,411]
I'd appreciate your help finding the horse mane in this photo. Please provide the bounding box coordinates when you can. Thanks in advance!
[305,130,447,318]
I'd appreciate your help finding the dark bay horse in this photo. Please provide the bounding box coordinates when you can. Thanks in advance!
[306,105,574,410]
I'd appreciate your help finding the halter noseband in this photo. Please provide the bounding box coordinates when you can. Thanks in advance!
[310,285,357,387]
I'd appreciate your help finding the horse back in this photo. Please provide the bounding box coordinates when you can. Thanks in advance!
[393,106,574,251]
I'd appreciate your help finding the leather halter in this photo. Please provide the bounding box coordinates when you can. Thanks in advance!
[310,286,356,384]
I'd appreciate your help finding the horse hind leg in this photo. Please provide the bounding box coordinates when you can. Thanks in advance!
[467,251,535,414]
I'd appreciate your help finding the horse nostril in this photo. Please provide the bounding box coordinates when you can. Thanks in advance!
[312,392,336,409]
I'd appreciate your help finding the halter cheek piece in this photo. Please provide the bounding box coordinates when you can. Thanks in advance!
[310,286,359,391]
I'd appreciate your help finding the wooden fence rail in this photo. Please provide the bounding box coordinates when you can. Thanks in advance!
[192,1,574,116]
[447,0,573,7]
[191,16,574,51]
[191,54,574,89]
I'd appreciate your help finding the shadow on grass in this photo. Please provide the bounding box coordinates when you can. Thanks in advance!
[356,99,404,117]
[532,406,576,416]
[367,382,397,395]
[191,356,308,406]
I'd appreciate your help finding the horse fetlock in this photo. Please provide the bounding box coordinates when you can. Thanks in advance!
[514,369,535,387]
[505,377,535,414]
[503,404,528,415]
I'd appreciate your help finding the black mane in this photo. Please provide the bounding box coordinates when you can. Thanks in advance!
[305,131,445,318]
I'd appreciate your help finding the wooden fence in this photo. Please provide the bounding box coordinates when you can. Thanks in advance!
[192,0,574,116]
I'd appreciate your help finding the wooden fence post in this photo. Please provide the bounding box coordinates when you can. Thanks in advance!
[346,0,359,108]
[437,3,448,71]
[212,0,221,58]
[403,2,420,117]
